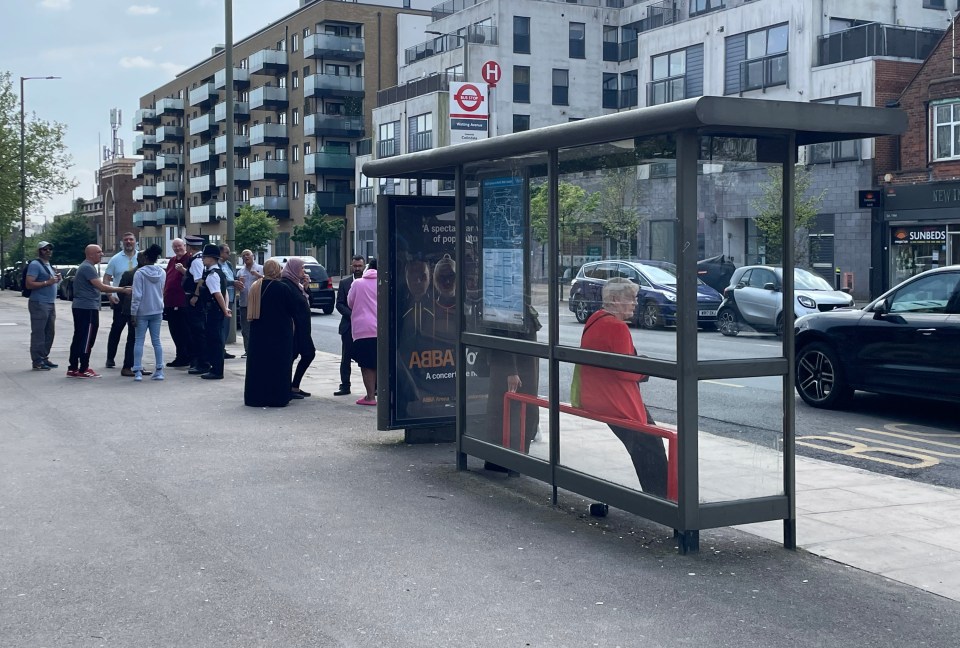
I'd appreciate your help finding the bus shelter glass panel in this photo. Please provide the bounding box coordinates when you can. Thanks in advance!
[698,380,784,502]
[558,137,679,364]
[559,360,678,501]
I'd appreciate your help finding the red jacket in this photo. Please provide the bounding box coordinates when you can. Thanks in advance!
[164,253,192,307]
[579,310,648,424]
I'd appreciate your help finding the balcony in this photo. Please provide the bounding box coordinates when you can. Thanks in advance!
[156,180,182,196]
[214,133,250,154]
[739,53,789,93]
[214,67,250,89]
[189,113,218,136]
[404,24,497,65]
[132,159,157,178]
[190,142,216,164]
[357,138,372,156]
[377,138,398,159]
[409,131,433,153]
[156,153,183,169]
[189,174,214,194]
[214,101,250,122]
[190,203,218,224]
[304,150,355,175]
[189,83,218,108]
[133,210,158,227]
[304,74,364,99]
[134,134,159,153]
[133,185,157,201]
[156,125,184,143]
[155,97,184,116]
[216,200,245,220]
[377,72,462,107]
[647,75,686,106]
[249,123,288,146]
[304,32,365,61]
[250,159,289,181]
[816,23,944,67]
[249,49,288,75]
[134,108,158,130]
[305,191,352,216]
[357,186,374,205]
[250,195,289,217]
[249,85,289,110]
[304,114,364,138]
[155,208,184,225]
[215,167,250,186]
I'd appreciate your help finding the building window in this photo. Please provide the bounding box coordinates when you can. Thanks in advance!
[514,16,530,54]
[809,95,861,163]
[408,112,433,152]
[293,181,300,200]
[552,68,568,106]
[569,22,585,59]
[292,34,299,53]
[513,114,530,133]
[932,101,960,161]
[602,73,619,110]
[304,141,311,156]
[924,0,946,9]
[649,50,686,106]
[378,120,400,158]
[513,65,530,103]
[690,0,724,16]
[293,146,300,162]
[620,71,638,108]
[276,40,285,52]
[603,26,618,62]
[275,232,290,255]
[728,23,789,93]
[303,27,310,38]
[293,108,300,126]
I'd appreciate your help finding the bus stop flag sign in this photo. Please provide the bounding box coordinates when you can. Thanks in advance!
[449,81,488,146]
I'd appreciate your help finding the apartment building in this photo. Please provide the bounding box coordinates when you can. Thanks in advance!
[132,0,432,274]
[361,0,952,299]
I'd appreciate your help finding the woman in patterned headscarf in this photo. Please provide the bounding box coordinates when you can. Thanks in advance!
[244,259,298,407]
[281,257,316,399]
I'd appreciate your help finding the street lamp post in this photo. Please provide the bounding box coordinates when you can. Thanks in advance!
[20,75,60,263]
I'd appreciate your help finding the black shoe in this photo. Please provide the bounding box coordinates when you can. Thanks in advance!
[199,372,223,380]
[293,389,311,397]
[188,366,209,375]
[333,386,351,396]
[42,358,58,369]
[224,352,236,359]
[289,391,305,400]
[167,359,190,368]
[33,363,51,371]
[105,359,116,368]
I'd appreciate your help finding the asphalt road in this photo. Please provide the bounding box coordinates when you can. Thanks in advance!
[311,306,960,490]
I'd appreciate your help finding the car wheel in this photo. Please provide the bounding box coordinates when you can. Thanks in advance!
[795,342,852,409]
[574,300,590,324]
[641,301,663,329]
[716,306,739,337]
[322,304,334,315]
[776,314,784,338]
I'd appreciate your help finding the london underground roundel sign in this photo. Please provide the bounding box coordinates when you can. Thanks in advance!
[452,83,485,114]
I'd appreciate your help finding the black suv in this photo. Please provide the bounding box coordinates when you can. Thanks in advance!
[304,263,335,314]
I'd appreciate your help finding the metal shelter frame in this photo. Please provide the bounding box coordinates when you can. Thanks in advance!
[363,96,905,554]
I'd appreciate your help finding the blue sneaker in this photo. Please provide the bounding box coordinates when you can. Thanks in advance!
[134,370,143,382]
[152,370,165,381]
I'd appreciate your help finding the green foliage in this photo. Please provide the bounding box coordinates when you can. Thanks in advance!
[0,71,77,261]
[235,204,277,253]
[292,204,345,251]
[43,212,96,264]
[597,167,642,258]
[530,181,599,245]
[750,165,826,266]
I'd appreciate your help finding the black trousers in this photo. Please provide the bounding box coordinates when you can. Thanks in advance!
[106,303,127,363]
[203,308,225,377]
[186,302,206,369]
[339,332,354,388]
[122,318,135,369]
[164,306,191,362]
[69,308,99,372]
[608,422,668,499]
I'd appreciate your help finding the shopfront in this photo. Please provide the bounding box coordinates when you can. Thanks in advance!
[884,182,960,287]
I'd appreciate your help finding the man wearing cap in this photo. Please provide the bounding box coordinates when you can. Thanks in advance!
[25,241,61,370]
[175,235,206,372]
[189,244,231,379]
[103,231,139,369]
[163,237,194,367]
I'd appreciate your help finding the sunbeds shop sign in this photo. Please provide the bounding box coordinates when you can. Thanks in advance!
[892,226,947,245]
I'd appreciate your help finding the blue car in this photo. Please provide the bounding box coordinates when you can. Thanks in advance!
[568,259,723,329]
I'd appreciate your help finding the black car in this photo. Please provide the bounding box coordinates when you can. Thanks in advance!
[697,254,738,294]
[794,265,960,409]
[304,263,335,314]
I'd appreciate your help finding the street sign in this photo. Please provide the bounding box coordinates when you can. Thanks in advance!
[858,189,880,209]
[449,81,489,146]
[481,60,502,87]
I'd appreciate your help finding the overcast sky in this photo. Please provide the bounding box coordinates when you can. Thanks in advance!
[3,0,299,225]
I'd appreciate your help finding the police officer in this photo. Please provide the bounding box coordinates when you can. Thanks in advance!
[191,244,231,380]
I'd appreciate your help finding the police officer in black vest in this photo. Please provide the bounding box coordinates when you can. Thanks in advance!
[189,244,231,380]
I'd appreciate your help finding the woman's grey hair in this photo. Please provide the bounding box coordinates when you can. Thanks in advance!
[602,277,640,309]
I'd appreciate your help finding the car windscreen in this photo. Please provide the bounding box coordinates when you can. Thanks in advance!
[304,265,328,282]
[637,264,678,286]
[793,268,833,290]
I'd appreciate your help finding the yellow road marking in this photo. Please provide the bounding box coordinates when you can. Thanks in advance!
[797,435,940,469]
[882,422,960,439]
[844,429,960,458]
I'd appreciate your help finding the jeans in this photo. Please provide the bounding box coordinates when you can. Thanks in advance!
[28,300,56,363]
[133,313,164,371]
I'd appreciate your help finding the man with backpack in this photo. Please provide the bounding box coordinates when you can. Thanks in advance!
[24,241,61,370]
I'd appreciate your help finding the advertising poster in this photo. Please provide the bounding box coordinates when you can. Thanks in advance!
[481,176,526,329]
[385,197,484,428]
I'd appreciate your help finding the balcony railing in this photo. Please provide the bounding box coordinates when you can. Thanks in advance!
[189,83,218,108]
[357,138,372,156]
[133,185,157,201]
[377,72,463,107]
[816,23,944,66]
[377,139,398,159]
[132,159,157,178]
[189,113,217,136]
[134,108,158,130]
[304,151,355,175]
[304,114,364,138]
[190,142,216,164]
[134,134,158,153]
[214,133,250,154]
[647,75,686,106]
[404,24,497,65]
[215,167,250,186]
[305,191,352,216]
[190,203,217,224]
[250,196,289,215]
[155,97,184,115]
[409,130,433,153]
[156,153,183,169]
[430,0,484,20]
[156,180,182,196]
[739,52,789,93]
[304,32,365,61]
[189,175,214,194]
[249,49,288,74]
[304,74,364,98]
[155,208,184,225]
[249,123,289,146]
[214,67,250,89]
[133,210,158,227]
[250,159,289,180]
[214,101,250,122]
[357,186,374,205]
[156,125,184,142]
[249,85,289,110]
[619,86,638,109]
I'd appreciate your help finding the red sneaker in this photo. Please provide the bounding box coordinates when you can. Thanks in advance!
[66,369,81,378]
[81,368,102,379]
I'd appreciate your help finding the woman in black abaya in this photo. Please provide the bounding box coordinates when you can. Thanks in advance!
[244,259,298,407]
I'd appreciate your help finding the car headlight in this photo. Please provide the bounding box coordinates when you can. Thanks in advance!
[797,295,816,309]
[663,292,677,302]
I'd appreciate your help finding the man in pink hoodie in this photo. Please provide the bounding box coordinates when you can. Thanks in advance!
[346,259,378,405]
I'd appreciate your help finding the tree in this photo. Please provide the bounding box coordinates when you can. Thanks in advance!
[529,181,599,245]
[750,165,826,266]
[597,167,642,258]
[292,203,344,254]
[0,71,77,262]
[43,211,96,264]
[235,204,277,253]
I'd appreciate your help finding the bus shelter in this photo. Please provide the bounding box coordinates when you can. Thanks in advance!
[363,97,905,554]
